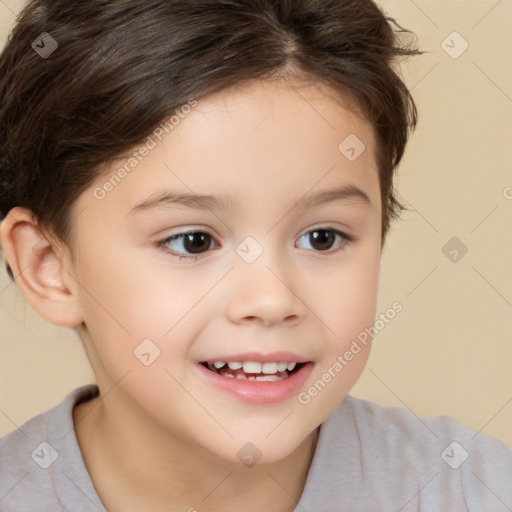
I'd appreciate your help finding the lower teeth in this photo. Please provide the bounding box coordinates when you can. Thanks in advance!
[234,373,283,382]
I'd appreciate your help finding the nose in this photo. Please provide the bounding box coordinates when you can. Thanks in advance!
[225,251,306,327]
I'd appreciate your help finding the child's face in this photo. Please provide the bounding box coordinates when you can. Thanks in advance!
[68,78,382,464]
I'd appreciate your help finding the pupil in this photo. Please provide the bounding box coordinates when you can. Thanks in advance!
[311,230,334,251]
[185,233,211,254]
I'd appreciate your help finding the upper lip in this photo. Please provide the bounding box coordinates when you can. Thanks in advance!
[200,351,312,364]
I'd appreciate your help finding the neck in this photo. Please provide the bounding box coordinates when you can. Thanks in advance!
[73,385,319,512]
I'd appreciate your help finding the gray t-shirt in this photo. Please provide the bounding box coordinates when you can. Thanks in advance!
[1,384,511,511]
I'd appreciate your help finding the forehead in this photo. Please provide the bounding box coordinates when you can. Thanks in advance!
[178,78,374,161]
[76,78,380,223]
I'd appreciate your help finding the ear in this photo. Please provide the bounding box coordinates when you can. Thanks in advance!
[0,207,83,326]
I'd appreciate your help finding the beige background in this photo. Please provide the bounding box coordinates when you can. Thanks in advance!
[1,0,511,448]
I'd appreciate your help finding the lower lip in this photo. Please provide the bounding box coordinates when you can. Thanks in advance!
[196,362,314,404]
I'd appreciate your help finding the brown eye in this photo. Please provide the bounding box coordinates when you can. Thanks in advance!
[309,230,335,251]
[297,228,350,252]
[182,232,213,254]
[161,231,218,258]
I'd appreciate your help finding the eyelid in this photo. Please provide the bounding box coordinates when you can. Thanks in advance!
[163,227,214,239]
[157,226,217,243]
[297,223,353,240]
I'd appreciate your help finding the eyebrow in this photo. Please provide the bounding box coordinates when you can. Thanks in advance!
[128,184,371,216]
[295,184,371,210]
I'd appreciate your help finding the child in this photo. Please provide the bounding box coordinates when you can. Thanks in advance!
[0,0,510,510]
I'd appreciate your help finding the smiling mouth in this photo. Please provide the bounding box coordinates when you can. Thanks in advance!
[201,361,306,382]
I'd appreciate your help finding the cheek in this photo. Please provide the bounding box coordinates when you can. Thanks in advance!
[74,244,212,372]
[319,247,380,338]
[308,242,380,406]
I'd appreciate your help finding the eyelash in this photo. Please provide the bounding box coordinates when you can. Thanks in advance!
[156,228,353,261]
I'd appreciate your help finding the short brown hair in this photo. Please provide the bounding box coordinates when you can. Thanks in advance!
[0,0,421,274]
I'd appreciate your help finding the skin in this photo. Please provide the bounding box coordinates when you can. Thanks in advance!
[1,78,382,511]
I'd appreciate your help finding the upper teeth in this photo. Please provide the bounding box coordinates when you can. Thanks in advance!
[212,361,297,374]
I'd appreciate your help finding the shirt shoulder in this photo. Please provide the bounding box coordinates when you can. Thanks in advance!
[297,395,512,512]
[0,384,106,512]
[343,393,510,451]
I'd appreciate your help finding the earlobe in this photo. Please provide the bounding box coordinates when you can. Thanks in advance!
[0,207,84,327]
